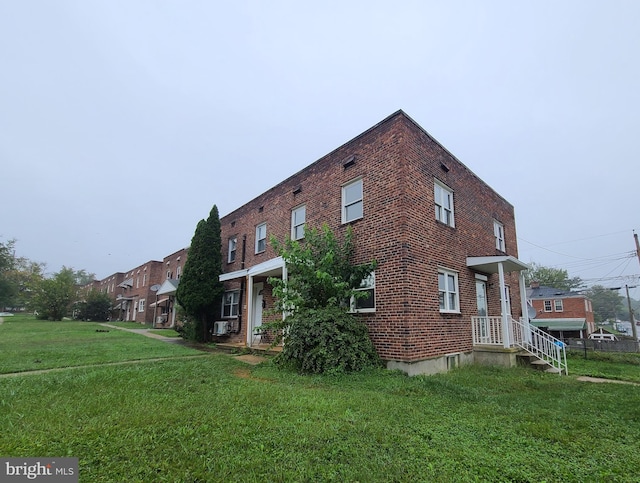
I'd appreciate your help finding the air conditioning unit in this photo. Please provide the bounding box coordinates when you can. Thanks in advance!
[213,321,230,336]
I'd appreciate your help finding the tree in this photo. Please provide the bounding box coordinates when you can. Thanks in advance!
[0,239,18,310]
[585,285,625,323]
[31,267,78,320]
[266,224,380,374]
[75,289,112,321]
[0,239,46,311]
[176,205,224,342]
[525,262,583,291]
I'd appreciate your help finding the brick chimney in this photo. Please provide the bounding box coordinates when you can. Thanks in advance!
[530,281,540,289]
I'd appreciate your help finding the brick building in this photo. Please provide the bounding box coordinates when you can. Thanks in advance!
[527,282,595,339]
[114,260,164,324]
[152,248,188,328]
[216,110,532,375]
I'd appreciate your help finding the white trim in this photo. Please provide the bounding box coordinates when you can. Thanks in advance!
[255,223,267,253]
[341,177,363,224]
[434,179,455,227]
[291,204,306,240]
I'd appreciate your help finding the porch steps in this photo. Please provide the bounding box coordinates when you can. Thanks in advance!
[516,353,562,373]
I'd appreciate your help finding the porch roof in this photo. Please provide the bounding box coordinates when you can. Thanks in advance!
[149,298,169,308]
[157,278,179,296]
[220,256,284,281]
[466,256,530,274]
[530,318,587,331]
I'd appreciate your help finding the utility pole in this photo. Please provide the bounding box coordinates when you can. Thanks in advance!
[625,285,637,341]
[635,230,640,265]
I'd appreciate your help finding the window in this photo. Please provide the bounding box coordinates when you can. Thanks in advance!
[554,299,563,312]
[166,270,172,279]
[138,299,145,313]
[291,205,306,240]
[438,268,459,312]
[494,220,505,251]
[342,178,363,223]
[255,223,267,253]
[434,181,454,227]
[136,277,140,288]
[544,300,552,312]
[176,266,181,279]
[222,291,240,317]
[142,274,146,286]
[228,237,237,263]
[351,272,375,312]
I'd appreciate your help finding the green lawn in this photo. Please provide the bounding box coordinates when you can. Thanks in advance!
[567,350,640,383]
[0,317,203,374]
[1,318,639,482]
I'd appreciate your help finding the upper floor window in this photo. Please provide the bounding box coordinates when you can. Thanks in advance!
[351,272,375,313]
[494,221,505,251]
[176,266,181,279]
[222,290,240,317]
[544,300,552,312]
[342,178,363,224]
[255,223,267,253]
[438,268,459,313]
[228,237,237,263]
[554,299,563,312]
[434,181,454,227]
[138,299,145,313]
[142,274,146,286]
[291,205,306,240]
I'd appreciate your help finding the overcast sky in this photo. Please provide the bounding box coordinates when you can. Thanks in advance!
[1,1,639,297]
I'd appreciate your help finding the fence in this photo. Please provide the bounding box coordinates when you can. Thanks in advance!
[565,338,639,353]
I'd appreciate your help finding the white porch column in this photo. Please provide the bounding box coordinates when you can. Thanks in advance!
[246,275,254,346]
[519,271,531,345]
[498,262,510,348]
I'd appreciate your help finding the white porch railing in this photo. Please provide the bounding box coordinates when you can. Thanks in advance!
[471,316,568,375]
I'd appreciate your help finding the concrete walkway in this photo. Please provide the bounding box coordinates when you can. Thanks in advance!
[576,376,640,386]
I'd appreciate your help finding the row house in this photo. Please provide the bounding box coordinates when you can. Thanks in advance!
[114,260,164,324]
[216,110,535,375]
[152,248,188,328]
[527,282,595,339]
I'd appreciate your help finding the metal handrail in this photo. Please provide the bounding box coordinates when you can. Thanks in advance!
[513,317,568,375]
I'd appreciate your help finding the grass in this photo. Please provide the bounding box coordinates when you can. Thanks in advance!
[148,329,181,338]
[0,316,203,374]
[567,350,640,383]
[1,317,639,482]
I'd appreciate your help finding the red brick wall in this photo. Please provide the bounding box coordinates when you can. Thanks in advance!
[531,296,594,323]
[219,111,523,362]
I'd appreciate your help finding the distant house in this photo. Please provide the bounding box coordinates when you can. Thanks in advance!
[114,261,164,324]
[151,248,188,328]
[588,327,618,341]
[215,110,550,375]
[527,282,595,340]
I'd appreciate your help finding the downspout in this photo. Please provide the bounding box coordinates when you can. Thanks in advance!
[236,235,247,334]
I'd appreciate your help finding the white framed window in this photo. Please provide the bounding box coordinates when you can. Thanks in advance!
[494,220,505,251]
[544,300,552,312]
[434,180,454,227]
[438,268,459,313]
[136,277,140,288]
[222,290,240,317]
[166,270,172,279]
[228,237,237,263]
[142,274,146,286]
[351,272,375,313]
[176,266,181,279]
[255,223,267,253]
[342,178,363,224]
[291,205,306,240]
[138,299,145,313]
[554,299,563,312]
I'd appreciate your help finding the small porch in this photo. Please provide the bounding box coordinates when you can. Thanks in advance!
[152,279,180,328]
[467,256,568,375]
[219,256,287,348]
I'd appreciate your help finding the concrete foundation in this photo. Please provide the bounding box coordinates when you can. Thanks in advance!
[472,345,521,368]
[386,351,474,376]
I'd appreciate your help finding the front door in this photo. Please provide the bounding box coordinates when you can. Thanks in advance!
[476,280,489,342]
[252,282,264,341]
